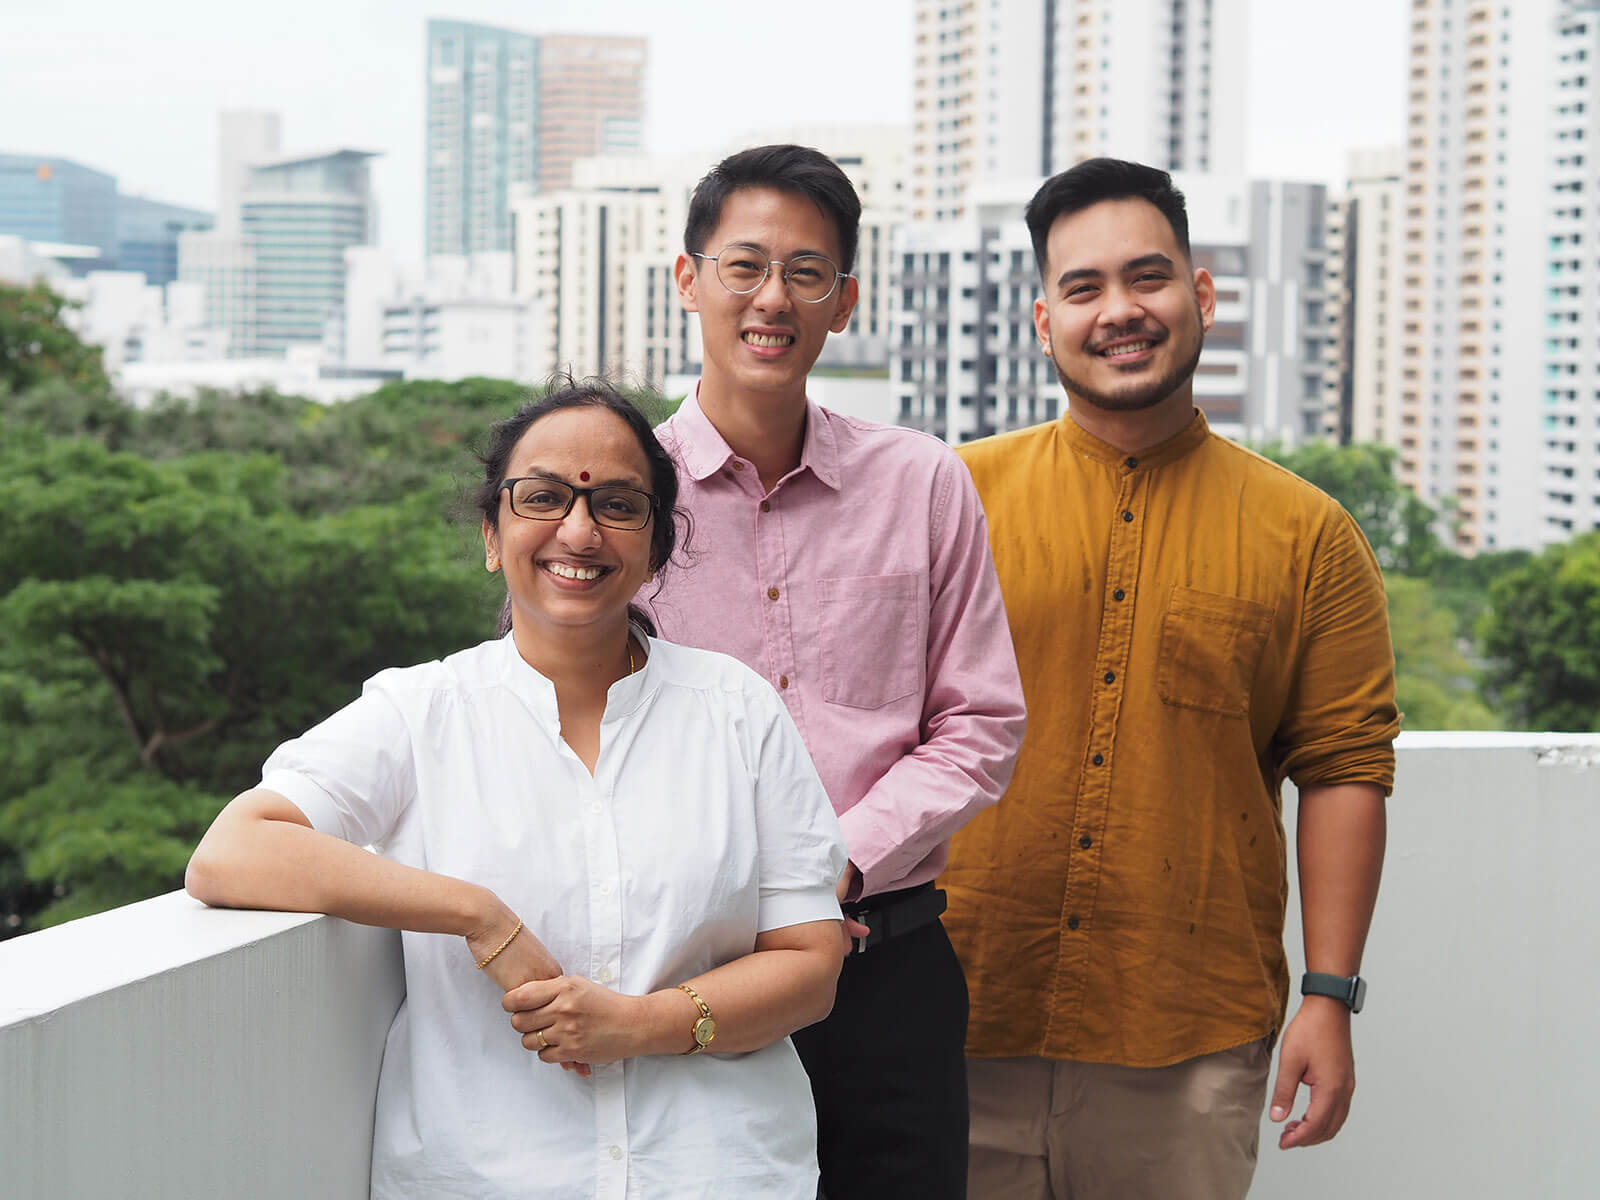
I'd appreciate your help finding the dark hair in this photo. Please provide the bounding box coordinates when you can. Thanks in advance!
[1024,157,1191,278]
[475,376,688,638]
[684,144,863,274]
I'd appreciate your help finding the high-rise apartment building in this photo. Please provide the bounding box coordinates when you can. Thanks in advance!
[1321,147,1406,446]
[908,0,1245,222]
[1399,0,1556,553]
[1542,0,1600,541]
[240,150,378,354]
[425,21,646,257]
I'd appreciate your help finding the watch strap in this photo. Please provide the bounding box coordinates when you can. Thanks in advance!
[1301,971,1366,1013]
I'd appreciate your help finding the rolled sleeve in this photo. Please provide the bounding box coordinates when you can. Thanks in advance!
[257,681,418,847]
[1277,503,1401,792]
[752,689,848,934]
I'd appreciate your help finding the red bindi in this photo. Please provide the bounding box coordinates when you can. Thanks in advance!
[579,471,590,482]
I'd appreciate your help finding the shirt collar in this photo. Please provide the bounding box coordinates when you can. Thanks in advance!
[672,383,842,492]
[1054,406,1211,470]
[496,622,656,723]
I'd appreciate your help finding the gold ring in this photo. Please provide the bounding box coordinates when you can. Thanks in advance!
[535,1030,549,1050]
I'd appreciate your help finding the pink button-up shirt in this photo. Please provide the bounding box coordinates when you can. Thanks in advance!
[646,390,1026,899]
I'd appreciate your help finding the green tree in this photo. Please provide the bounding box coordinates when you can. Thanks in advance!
[1385,575,1499,730]
[1481,532,1600,731]
[0,435,503,931]
[0,282,112,398]
[1255,441,1440,575]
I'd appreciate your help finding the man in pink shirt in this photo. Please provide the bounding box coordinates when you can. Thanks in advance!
[645,144,1026,1200]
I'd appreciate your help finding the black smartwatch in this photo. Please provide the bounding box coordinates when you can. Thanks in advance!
[1301,972,1366,1013]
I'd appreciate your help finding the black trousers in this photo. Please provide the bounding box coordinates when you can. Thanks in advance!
[792,918,970,1200]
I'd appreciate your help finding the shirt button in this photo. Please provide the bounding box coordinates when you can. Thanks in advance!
[1103,671,1116,684]
[598,881,613,896]
[608,1145,623,1160]
[761,500,772,512]
[1092,752,1104,766]
[589,801,602,814]
[1079,834,1093,849]
[1067,914,1081,931]
[1113,588,1126,601]
[768,587,780,600]
[779,675,790,689]
[1125,456,1138,468]
[1121,510,1134,523]
[731,460,745,471]
[597,966,614,984]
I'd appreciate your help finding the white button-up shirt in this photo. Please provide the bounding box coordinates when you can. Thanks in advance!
[260,633,847,1200]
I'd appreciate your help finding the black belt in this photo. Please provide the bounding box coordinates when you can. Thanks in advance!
[842,882,947,955]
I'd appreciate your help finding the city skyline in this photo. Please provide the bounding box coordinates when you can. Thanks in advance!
[3,0,1407,262]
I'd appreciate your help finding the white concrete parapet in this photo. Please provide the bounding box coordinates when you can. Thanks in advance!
[1254,732,1600,1198]
[0,892,403,1199]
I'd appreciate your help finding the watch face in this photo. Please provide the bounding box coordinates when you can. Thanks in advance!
[1351,977,1367,1014]
[694,1017,717,1046]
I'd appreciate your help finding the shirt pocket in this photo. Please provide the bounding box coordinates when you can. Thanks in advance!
[816,573,925,709]
[1156,586,1274,719]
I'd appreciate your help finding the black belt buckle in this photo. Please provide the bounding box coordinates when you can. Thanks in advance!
[846,884,947,956]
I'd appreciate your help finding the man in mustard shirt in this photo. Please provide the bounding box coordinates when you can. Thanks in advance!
[944,157,1399,1199]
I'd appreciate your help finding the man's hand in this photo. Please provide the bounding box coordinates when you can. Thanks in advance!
[1268,997,1356,1148]
[837,861,870,943]
[504,975,649,1067]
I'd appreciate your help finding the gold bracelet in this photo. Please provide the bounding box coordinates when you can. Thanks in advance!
[476,918,523,970]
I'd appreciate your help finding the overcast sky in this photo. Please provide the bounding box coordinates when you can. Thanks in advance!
[0,0,1407,260]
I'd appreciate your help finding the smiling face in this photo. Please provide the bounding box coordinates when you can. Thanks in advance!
[674,186,858,407]
[482,406,656,644]
[1033,197,1215,415]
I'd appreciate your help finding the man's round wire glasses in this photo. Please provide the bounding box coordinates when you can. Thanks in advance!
[500,477,658,531]
[692,244,850,304]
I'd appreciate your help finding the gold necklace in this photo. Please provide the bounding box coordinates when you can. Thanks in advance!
[627,639,637,676]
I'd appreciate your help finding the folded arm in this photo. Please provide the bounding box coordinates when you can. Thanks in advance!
[186,787,559,990]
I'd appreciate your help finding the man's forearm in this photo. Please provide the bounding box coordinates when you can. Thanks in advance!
[1296,782,1386,975]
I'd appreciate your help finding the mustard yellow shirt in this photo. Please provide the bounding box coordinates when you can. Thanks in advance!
[947,410,1399,1067]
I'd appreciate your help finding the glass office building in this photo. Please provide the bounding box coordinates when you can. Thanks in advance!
[116,195,213,287]
[240,149,377,354]
[0,154,118,271]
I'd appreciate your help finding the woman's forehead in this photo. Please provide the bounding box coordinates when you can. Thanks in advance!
[507,407,650,480]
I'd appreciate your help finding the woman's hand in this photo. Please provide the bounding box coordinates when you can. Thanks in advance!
[504,975,653,1067]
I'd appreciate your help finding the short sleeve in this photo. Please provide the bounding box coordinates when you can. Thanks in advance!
[750,688,849,933]
[258,682,418,848]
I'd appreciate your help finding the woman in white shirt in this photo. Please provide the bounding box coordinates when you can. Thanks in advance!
[186,381,849,1199]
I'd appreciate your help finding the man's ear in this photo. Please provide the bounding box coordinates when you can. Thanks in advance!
[828,274,860,334]
[674,253,700,313]
[1194,267,1216,332]
[1033,295,1052,352]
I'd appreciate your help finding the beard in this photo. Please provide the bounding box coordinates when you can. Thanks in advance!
[1051,320,1205,414]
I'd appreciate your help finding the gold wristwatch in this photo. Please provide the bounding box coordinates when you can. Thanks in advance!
[676,983,717,1054]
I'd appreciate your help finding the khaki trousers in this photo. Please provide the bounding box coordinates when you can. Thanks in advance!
[967,1040,1273,1200]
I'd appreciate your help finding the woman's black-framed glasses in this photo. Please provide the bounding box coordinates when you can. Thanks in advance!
[692,244,850,303]
[500,476,658,530]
